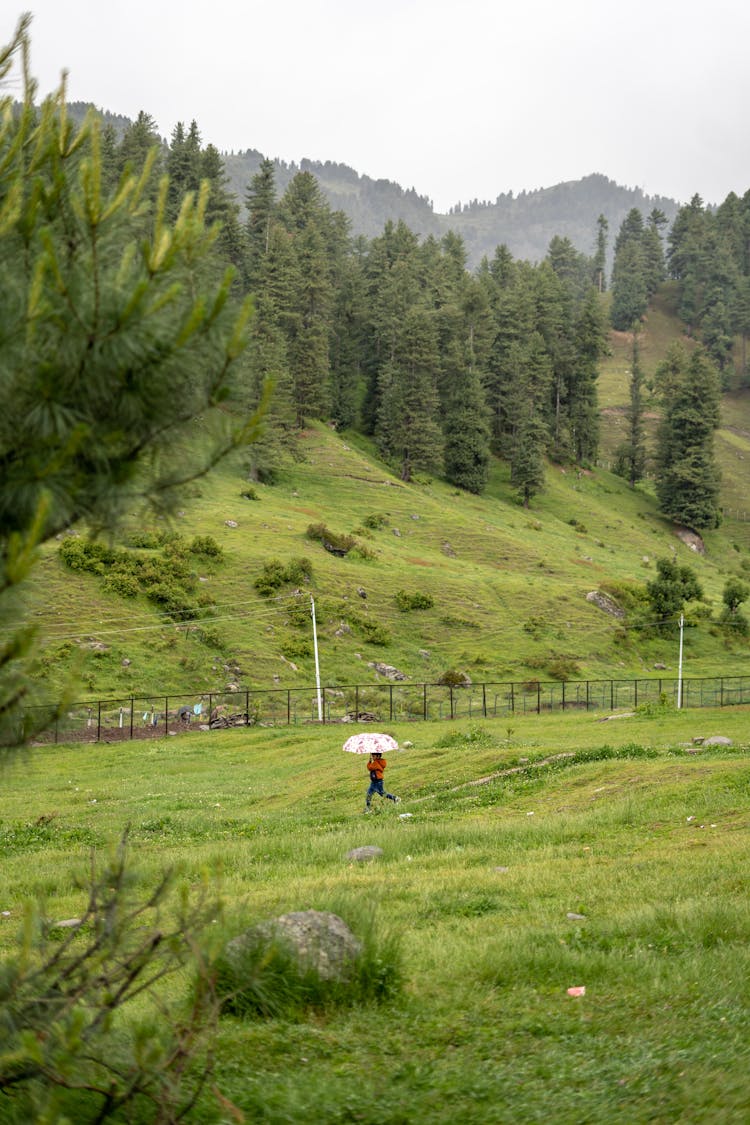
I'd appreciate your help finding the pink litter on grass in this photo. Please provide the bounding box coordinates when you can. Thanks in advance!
[567,986,586,997]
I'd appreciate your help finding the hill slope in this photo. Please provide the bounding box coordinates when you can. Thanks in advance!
[28,409,750,707]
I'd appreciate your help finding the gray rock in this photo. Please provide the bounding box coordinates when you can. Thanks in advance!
[225,520,238,528]
[703,735,733,746]
[585,590,624,618]
[566,912,587,921]
[346,846,384,862]
[368,661,407,681]
[225,910,361,983]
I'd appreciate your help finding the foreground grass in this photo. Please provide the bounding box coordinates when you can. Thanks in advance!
[2,709,750,1123]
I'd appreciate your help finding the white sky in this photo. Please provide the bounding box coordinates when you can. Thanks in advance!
[6,0,750,212]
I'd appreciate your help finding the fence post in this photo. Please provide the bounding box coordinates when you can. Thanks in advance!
[355,685,359,720]
[165,697,169,735]
[561,680,566,712]
[97,702,101,742]
[586,681,590,711]
[423,682,427,721]
[482,683,487,718]
[322,688,327,725]
[130,697,134,739]
[634,679,638,708]
[287,689,291,725]
[610,680,614,710]
[721,677,724,707]
[537,682,541,714]
[450,685,455,719]
[510,682,515,713]
[208,693,213,731]
[389,684,393,722]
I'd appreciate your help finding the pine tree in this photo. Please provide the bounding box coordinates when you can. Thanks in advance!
[614,329,647,486]
[443,366,491,493]
[592,213,608,292]
[654,346,722,530]
[0,19,258,748]
[244,156,277,290]
[610,210,648,330]
[512,405,547,507]
[376,307,443,481]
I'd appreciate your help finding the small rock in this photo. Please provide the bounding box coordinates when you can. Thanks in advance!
[392,528,401,537]
[121,658,131,667]
[225,520,238,528]
[357,587,367,599]
[493,866,509,873]
[346,846,383,862]
[53,918,82,929]
[703,735,732,746]
[567,912,587,921]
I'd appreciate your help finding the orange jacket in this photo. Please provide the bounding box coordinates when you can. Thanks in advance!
[367,755,386,779]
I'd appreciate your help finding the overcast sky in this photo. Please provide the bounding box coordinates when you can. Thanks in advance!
[6,1,749,213]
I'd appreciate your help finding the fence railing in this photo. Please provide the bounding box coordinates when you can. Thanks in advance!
[24,674,750,746]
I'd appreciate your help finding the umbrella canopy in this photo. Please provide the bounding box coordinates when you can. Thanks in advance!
[342,731,399,755]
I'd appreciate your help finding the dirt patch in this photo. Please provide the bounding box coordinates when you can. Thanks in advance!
[405,558,435,566]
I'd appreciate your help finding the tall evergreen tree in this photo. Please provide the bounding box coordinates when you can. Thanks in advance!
[654,345,722,530]
[614,329,647,486]
[376,307,443,481]
[244,156,277,290]
[592,213,608,292]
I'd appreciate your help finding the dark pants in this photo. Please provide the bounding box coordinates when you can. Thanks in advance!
[366,777,396,806]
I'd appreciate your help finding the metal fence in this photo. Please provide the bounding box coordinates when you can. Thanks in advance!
[25,674,750,745]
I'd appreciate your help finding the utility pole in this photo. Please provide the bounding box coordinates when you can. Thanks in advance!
[311,595,323,722]
[677,613,684,709]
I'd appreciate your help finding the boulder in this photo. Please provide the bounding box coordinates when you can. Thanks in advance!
[585,590,624,618]
[224,910,361,983]
[703,735,733,746]
[368,661,407,681]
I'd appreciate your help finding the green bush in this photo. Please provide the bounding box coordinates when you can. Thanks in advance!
[305,523,356,554]
[395,589,434,611]
[254,559,288,596]
[362,513,389,530]
[355,618,391,645]
[189,535,224,559]
[102,571,140,598]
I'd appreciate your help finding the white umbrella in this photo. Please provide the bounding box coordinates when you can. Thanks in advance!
[342,731,399,755]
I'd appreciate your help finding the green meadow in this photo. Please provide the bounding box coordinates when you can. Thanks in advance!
[2,709,750,1122]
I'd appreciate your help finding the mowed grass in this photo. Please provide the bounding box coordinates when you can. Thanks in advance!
[2,709,750,1123]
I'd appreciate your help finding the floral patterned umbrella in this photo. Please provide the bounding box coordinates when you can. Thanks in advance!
[342,731,399,755]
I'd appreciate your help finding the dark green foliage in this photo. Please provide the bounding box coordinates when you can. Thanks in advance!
[254,557,313,597]
[654,345,722,530]
[58,537,215,622]
[362,513,389,530]
[189,535,224,559]
[305,523,356,554]
[0,19,261,750]
[720,578,750,635]
[614,330,647,486]
[646,557,703,627]
[395,590,434,611]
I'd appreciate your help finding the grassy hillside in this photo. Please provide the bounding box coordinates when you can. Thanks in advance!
[19,281,749,708]
[2,711,749,1122]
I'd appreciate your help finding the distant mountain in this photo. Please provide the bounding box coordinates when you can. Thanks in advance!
[222,158,679,270]
[65,104,681,269]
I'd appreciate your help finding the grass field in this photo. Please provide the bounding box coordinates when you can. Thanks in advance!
[2,709,749,1122]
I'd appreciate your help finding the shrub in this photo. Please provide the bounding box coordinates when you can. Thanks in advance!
[189,535,224,559]
[305,524,356,554]
[355,618,391,645]
[436,669,471,687]
[254,559,289,597]
[395,590,434,611]
[362,513,389,530]
[280,637,313,660]
[547,656,581,681]
[102,571,140,598]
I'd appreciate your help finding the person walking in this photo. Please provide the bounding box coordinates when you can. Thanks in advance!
[365,751,400,812]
